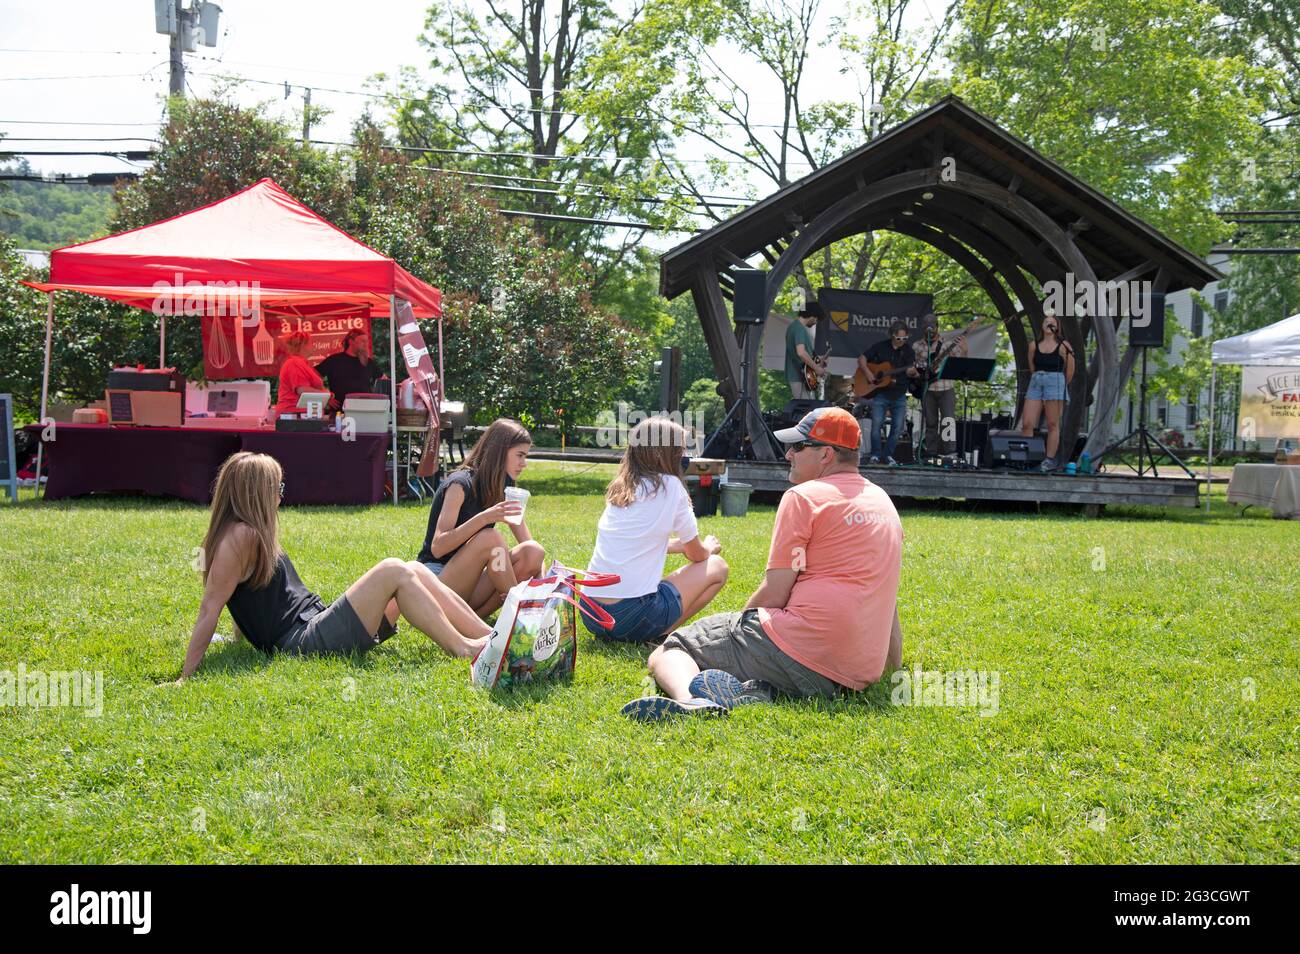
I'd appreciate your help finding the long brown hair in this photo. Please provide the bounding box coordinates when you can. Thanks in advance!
[1036,311,1072,356]
[459,418,532,507]
[606,417,689,507]
[202,451,282,590]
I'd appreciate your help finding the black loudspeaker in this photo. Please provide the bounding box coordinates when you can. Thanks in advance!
[985,429,1046,469]
[732,269,768,325]
[1128,290,1166,348]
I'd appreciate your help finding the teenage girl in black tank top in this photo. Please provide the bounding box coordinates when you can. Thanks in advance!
[175,451,492,682]
[415,418,545,618]
[1019,314,1074,471]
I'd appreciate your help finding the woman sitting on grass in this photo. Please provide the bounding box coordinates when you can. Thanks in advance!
[416,418,545,617]
[583,417,729,643]
[176,452,491,682]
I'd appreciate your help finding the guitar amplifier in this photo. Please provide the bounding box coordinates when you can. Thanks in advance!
[985,429,1045,469]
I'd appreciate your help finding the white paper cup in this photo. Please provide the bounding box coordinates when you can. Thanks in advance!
[503,486,530,525]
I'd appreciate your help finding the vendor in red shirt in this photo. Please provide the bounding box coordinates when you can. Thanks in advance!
[273,331,325,417]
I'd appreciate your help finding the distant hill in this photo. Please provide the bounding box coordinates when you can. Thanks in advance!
[0,159,117,250]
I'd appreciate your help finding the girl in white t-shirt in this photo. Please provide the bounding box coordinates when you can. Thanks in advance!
[584,418,729,643]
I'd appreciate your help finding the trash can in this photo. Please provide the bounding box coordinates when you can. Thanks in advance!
[720,481,753,517]
[686,474,719,517]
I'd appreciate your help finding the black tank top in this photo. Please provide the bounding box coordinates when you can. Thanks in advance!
[416,468,514,565]
[1035,341,1065,373]
[226,553,325,653]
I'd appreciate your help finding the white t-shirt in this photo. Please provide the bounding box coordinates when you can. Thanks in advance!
[586,476,699,598]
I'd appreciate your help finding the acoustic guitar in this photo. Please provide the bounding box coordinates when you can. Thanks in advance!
[853,317,993,399]
[852,358,920,399]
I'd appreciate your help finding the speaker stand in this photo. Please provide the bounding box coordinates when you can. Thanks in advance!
[1095,348,1195,478]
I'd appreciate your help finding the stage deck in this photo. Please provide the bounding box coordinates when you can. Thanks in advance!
[727,461,1200,510]
[528,448,1203,511]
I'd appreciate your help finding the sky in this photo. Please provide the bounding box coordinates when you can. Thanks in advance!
[0,0,936,249]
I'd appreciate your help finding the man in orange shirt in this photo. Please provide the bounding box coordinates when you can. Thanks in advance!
[623,406,905,721]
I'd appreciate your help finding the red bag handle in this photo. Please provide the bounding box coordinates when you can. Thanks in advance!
[524,566,620,630]
[539,588,615,630]
[528,568,621,589]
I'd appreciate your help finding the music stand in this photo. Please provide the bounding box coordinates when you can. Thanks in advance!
[924,357,996,463]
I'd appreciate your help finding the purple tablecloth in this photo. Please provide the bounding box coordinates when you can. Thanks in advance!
[25,424,387,505]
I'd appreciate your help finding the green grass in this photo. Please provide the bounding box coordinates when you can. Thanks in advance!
[0,461,1296,863]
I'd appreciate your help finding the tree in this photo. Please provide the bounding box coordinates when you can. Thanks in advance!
[388,0,701,305]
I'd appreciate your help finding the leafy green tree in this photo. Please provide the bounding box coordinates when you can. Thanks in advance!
[388,0,699,306]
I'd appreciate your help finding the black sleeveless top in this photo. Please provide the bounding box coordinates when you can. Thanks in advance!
[1035,341,1066,373]
[416,468,513,565]
[226,553,325,653]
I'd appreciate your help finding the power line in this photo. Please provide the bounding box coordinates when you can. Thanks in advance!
[0,119,160,127]
[0,137,159,143]
[184,69,821,165]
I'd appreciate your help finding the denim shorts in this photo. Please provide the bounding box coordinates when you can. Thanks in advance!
[420,560,446,577]
[582,580,683,643]
[1026,371,1067,402]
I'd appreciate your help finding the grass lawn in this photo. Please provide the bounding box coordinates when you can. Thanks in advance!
[1,461,1296,863]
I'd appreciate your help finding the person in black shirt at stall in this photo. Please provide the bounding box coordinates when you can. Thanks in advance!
[316,329,382,410]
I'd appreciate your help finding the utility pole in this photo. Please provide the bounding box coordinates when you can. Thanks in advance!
[168,0,185,97]
[302,87,312,144]
[155,1,221,102]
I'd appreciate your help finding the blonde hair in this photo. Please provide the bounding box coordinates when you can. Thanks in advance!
[202,452,283,590]
[606,417,689,507]
[283,331,311,355]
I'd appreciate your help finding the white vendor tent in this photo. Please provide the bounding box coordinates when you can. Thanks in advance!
[1206,312,1300,509]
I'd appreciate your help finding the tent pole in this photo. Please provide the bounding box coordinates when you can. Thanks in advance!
[159,314,166,367]
[35,293,54,501]
[1206,365,1216,513]
[437,317,445,404]
[389,296,399,507]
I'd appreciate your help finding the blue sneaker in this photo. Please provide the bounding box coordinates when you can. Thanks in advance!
[619,696,728,723]
[689,669,775,708]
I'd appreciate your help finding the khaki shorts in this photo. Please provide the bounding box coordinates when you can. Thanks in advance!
[661,609,844,699]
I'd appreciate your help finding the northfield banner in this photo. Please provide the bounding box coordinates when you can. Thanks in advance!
[1240,366,1300,440]
[764,289,934,378]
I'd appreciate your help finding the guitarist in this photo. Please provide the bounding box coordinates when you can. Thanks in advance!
[914,314,968,461]
[785,304,827,400]
[858,322,919,466]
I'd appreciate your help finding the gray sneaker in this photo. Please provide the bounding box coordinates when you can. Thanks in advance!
[620,695,728,723]
[1039,457,1057,473]
[689,669,775,708]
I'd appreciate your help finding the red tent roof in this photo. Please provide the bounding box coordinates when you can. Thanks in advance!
[25,178,441,318]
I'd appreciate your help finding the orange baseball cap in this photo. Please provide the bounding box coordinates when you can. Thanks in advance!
[773,406,861,451]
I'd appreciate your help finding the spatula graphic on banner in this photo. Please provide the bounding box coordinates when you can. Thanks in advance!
[253,306,275,365]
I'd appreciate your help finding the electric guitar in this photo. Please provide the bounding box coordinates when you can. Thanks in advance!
[913,317,994,386]
[802,345,832,391]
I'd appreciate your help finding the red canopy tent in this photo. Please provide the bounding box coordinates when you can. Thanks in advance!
[25,178,445,504]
